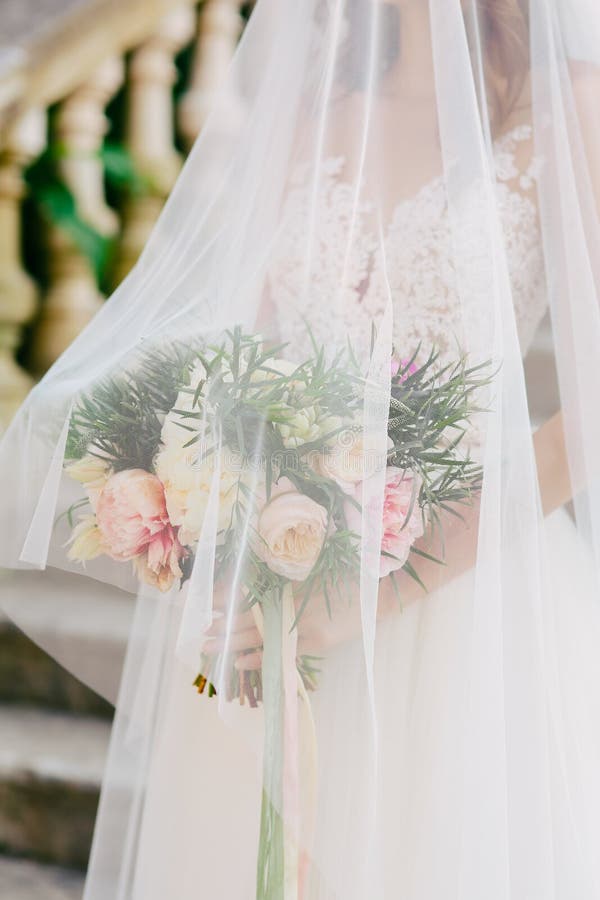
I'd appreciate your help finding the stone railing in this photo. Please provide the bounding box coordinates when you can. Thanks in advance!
[0,0,250,430]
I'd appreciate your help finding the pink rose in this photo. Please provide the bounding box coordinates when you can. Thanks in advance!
[348,467,424,578]
[379,468,424,576]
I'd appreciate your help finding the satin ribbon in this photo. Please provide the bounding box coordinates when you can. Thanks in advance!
[253,585,319,900]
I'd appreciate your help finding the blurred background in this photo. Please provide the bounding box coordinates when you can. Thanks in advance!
[0,0,558,897]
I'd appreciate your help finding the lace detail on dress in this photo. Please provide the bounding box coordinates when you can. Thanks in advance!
[268,124,547,371]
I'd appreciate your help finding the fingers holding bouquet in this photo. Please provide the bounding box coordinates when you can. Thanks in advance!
[203,584,263,666]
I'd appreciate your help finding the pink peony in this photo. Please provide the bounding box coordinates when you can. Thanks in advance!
[133,523,185,593]
[349,467,424,578]
[96,469,170,560]
[96,469,185,591]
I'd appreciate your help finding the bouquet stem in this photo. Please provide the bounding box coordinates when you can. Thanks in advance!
[256,585,300,900]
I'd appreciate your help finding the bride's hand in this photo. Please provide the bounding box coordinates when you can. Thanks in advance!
[203,567,423,672]
[203,501,482,671]
[203,582,364,672]
[202,572,369,670]
[204,413,575,675]
[203,582,263,666]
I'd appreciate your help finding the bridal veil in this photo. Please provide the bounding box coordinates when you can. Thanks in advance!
[1,1,600,897]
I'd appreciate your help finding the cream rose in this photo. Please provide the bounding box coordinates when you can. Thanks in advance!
[317,426,385,492]
[255,478,328,581]
[154,445,241,546]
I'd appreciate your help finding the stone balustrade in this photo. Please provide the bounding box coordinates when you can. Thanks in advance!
[0,0,251,430]
[0,107,46,429]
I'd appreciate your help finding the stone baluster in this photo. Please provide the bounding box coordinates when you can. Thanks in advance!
[0,108,46,431]
[111,7,195,286]
[29,58,124,375]
[177,0,244,151]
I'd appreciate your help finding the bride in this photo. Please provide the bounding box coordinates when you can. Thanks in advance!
[1,1,600,897]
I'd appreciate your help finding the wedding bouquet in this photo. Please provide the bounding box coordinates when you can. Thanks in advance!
[63,326,488,899]
[64,327,487,694]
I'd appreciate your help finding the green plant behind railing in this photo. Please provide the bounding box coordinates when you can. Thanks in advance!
[22,5,253,297]
[25,141,151,291]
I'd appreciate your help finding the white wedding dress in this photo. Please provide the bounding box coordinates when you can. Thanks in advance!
[85,125,600,900]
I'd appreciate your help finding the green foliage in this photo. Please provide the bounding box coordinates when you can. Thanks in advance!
[240,2,254,22]
[388,350,490,521]
[292,529,361,627]
[101,142,153,195]
[25,142,151,289]
[65,342,198,467]
[26,147,114,285]
[181,326,361,489]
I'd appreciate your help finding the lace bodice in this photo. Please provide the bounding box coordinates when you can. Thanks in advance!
[268,125,547,368]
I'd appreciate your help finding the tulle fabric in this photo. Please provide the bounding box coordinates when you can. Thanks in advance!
[81,505,600,900]
[0,0,599,897]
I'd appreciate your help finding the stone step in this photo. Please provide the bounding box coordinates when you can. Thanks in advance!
[0,856,84,900]
[0,566,133,709]
[0,621,114,718]
[0,705,110,869]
